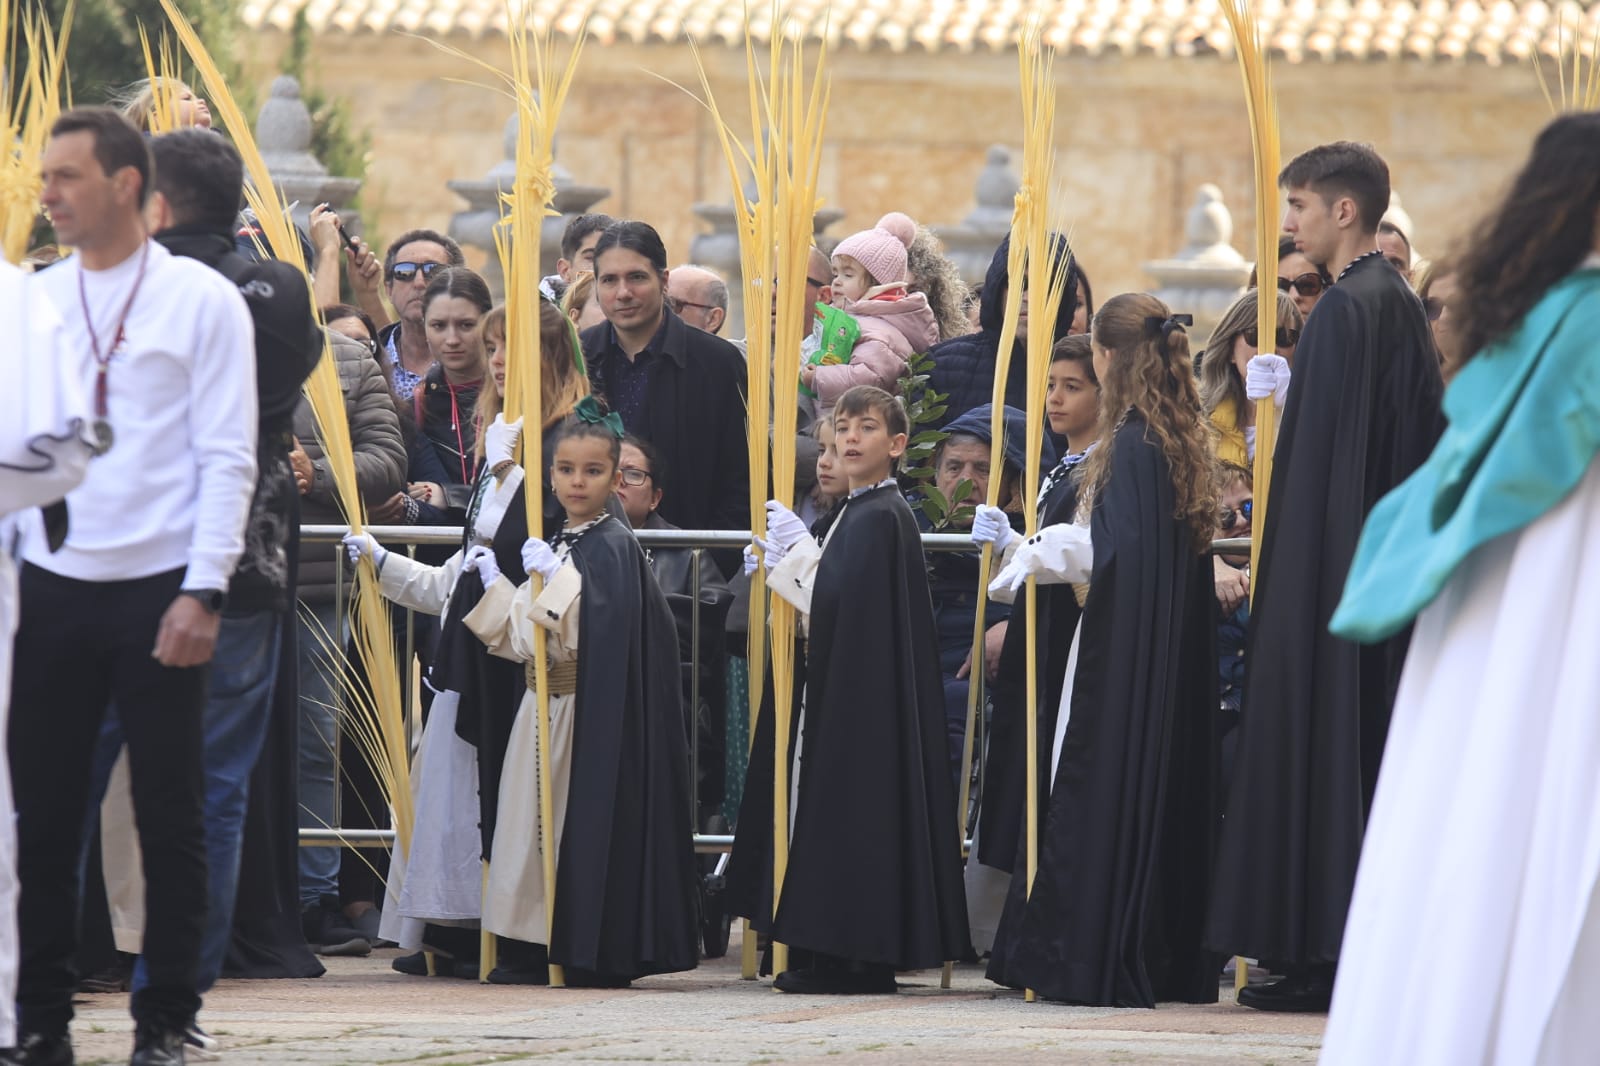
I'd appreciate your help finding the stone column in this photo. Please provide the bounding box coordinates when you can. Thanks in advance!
[689,188,844,341]
[255,76,361,245]
[932,145,1019,288]
[1143,184,1252,350]
[447,114,611,301]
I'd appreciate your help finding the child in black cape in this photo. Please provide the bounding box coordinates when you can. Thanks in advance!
[727,385,969,994]
[463,409,700,986]
[974,294,1218,1007]
[965,335,1101,953]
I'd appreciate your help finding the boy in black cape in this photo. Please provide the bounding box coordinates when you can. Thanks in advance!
[1205,143,1445,1012]
[974,297,1218,1007]
[465,412,700,984]
[727,385,969,994]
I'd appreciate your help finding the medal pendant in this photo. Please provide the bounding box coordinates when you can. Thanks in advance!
[91,418,114,456]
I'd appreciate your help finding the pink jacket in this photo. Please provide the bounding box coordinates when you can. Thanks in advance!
[813,291,940,412]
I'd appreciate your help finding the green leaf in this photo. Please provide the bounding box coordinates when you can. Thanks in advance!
[949,479,974,506]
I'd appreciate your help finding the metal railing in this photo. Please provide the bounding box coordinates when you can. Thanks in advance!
[296,523,1251,852]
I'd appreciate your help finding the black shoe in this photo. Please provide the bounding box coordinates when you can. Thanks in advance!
[301,895,371,958]
[129,1026,185,1066]
[392,950,455,977]
[774,961,896,995]
[1235,972,1333,1013]
[486,965,551,985]
[0,1032,73,1066]
[78,953,134,994]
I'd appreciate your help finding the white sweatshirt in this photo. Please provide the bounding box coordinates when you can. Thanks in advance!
[26,241,258,591]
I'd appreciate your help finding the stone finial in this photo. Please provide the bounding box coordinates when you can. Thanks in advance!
[971,145,1020,225]
[447,111,610,300]
[254,74,361,239]
[932,144,1020,285]
[1142,183,1251,347]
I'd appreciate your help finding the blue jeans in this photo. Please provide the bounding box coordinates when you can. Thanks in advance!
[296,601,344,907]
[90,609,283,995]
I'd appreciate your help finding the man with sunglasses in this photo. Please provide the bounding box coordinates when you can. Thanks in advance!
[372,229,464,402]
[1207,142,1445,1014]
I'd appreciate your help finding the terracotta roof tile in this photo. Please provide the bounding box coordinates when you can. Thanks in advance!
[240,0,1600,63]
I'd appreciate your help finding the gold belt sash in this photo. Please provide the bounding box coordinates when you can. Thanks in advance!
[525,659,579,697]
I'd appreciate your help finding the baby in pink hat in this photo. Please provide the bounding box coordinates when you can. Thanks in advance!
[800,212,939,417]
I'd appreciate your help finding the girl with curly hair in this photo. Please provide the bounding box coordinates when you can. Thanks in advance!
[973,292,1219,1007]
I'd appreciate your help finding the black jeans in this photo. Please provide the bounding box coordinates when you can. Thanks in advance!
[10,564,208,1035]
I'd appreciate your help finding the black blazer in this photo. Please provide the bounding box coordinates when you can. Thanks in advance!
[582,309,750,535]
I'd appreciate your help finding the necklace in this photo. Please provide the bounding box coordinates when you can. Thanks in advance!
[1337,249,1383,283]
[75,241,151,456]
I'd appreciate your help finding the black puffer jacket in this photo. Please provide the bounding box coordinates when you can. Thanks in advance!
[926,235,1082,429]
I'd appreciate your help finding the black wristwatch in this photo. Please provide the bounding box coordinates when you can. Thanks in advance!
[180,588,226,614]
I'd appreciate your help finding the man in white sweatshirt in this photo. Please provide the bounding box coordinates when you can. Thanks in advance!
[4,107,257,1066]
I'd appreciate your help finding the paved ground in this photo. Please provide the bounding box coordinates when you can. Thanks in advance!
[68,935,1325,1065]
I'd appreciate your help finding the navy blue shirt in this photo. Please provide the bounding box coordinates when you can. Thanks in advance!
[591,313,671,432]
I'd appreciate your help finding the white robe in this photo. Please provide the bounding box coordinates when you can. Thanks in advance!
[1322,457,1600,1066]
[374,469,523,950]
[0,262,95,1046]
[463,558,582,945]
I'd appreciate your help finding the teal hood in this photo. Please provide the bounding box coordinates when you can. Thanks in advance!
[1332,267,1600,642]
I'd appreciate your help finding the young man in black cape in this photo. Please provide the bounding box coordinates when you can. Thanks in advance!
[728,385,968,995]
[1205,142,1445,1012]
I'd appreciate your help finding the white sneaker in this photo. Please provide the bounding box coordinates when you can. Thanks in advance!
[184,1024,221,1061]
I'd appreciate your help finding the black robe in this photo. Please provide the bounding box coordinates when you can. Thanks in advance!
[987,416,1218,1007]
[727,486,969,971]
[549,515,701,978]
[977,464,1085,873]
[1206,254,1445,967]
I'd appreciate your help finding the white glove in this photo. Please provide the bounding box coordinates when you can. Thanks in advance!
[342,531,386,568]
[462,544,501,587]
[751,535,787,572]
[988,555,1030,597]
[521,537,561,583]
[484,414,523,469]
[763,500,809,553]
[970,504,1016,554]
[743,543,761,578]
[1245,354,1291,407]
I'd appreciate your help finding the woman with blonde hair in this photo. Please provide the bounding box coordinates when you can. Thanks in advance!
[114,78,212,132]
[975,292,1219,1007]
[1199,288,1302,467]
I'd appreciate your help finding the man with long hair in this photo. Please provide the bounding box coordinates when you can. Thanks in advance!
[1205,141,1444,1012]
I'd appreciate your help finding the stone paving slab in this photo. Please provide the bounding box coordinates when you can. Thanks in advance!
[66,935,1324,1065]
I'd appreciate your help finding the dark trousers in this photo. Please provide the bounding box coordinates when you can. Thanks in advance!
[10,565,208,1035]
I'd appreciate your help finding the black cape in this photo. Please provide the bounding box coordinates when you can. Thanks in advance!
[549,515,700,978]
[1206,255,1445,966]
[727,486,969,970]
[987,417,1218,1007]
[976,465,1084,872]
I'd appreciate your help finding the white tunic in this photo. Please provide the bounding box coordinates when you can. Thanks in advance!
[375,469,524,950]
[0,262,95,1046]
[1322,456,1600,1066]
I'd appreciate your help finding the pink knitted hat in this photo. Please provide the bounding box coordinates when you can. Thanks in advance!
[833,212,917,287]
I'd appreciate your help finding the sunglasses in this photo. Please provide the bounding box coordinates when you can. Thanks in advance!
[1243,326,1300,350]
[1219,499,1254,529]
[1423,296,1446,323]
[619,466,653,487]
[1276,272,1326,298]
[387,261,447,285]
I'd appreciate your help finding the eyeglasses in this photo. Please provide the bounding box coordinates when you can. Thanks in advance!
[668,297,718,316]
[1219,499,1253,529]
[619,466,653,487]
[387,261,447,285]
[1276,272,1326,298]
[1243,326,1300,350]
[805,276,828,289]
[1422,296,1446,323]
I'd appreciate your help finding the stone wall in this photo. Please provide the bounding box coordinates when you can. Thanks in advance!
[242,33,1552,318]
